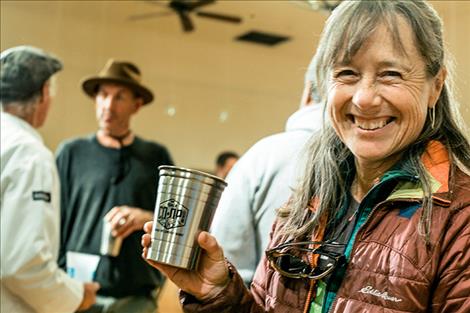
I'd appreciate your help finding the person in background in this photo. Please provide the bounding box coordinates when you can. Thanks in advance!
[211,58,323,286]
[56,59,173,313]
[0,45,99,313]
[142,1,470,312]
[215,151,239,179]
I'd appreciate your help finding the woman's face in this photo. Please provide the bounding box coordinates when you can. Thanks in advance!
[327,17,444,171]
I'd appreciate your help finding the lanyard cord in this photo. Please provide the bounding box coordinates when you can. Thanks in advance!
[110,130,131,185]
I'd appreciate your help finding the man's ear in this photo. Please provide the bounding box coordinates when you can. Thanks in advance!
[133,98,143,113]
[428,67,446,109]
[39,81,50,104]
[300,81,313,108]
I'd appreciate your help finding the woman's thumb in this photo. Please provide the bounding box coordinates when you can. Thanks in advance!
[198,231,224,261]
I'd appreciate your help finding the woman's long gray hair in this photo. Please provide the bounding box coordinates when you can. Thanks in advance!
[280,0,470,243]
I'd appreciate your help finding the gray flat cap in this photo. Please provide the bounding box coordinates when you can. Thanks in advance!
[1,45,63,103]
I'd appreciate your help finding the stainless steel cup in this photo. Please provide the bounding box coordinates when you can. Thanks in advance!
[146,166,227,270]
[100,218,123,257]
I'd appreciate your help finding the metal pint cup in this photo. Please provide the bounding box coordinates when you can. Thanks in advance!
[146,166,227,270]
[100,218,123,257]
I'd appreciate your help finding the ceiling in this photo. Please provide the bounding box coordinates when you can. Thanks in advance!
[79,0,329,43]
[10,0,329,47]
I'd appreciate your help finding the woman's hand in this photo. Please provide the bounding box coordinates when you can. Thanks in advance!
[141,221,230,301]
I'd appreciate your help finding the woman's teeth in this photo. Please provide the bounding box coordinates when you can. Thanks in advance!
[354,117,393,130]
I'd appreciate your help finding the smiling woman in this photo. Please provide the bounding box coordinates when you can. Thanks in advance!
[328,18,445,197]
[289,0,470,243]
[140,1,470,313]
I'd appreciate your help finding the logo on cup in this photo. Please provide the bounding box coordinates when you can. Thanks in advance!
[158,199,188,230]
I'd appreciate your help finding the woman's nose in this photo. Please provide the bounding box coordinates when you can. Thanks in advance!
[352,80,381,110]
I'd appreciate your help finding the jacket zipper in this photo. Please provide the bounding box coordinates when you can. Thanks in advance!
[325,197,425,313]
[326,298,338,313]
[303,279,315,313]
[325,199,392,313]
[325,173,421,313]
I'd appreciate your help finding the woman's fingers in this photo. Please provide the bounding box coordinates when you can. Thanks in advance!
[141,244,185,283]
[141,226,229,301]
[198,231,225,262]
[141,233,152,248]
[143,221,153,234]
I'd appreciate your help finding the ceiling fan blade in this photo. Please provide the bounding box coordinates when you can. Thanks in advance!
[177,11,194,32]
[170,0,215,11]
[196,11,242,23]
[128,11,174,21]
[187,0,216,9]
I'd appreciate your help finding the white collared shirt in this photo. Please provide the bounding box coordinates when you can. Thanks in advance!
[1,112,83,313]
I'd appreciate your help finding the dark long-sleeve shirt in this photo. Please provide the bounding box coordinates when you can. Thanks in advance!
[56,134,173,298]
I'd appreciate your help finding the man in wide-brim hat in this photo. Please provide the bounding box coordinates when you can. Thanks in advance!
[82,59,154,105]
[56,59,174,313]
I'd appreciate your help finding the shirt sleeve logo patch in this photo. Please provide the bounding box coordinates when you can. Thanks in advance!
[32,191,51,203]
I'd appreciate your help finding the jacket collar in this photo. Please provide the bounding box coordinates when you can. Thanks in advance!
[1,111,43,144]
[305,140,453,215]
[387,140,451,205]
[421,140,450,193]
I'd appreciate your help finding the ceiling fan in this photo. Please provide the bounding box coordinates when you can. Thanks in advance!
[129,0,243,32]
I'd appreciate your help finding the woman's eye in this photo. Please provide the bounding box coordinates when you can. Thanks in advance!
[336,70,356,77]
[382,71,402,78]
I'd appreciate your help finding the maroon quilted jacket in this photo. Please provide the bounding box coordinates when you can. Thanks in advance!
[181,142,470,313]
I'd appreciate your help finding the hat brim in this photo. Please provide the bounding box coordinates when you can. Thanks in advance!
[81,77,154,105]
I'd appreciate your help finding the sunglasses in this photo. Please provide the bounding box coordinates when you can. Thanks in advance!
[266,240,345,280]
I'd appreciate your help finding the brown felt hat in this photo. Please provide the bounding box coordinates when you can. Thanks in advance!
[81,59,154,105]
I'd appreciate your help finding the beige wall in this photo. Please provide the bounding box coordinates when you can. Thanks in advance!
[1,1,469,171]
[433,1,470,134]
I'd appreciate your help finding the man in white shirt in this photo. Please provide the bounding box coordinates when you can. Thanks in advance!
[0,45,99,313]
